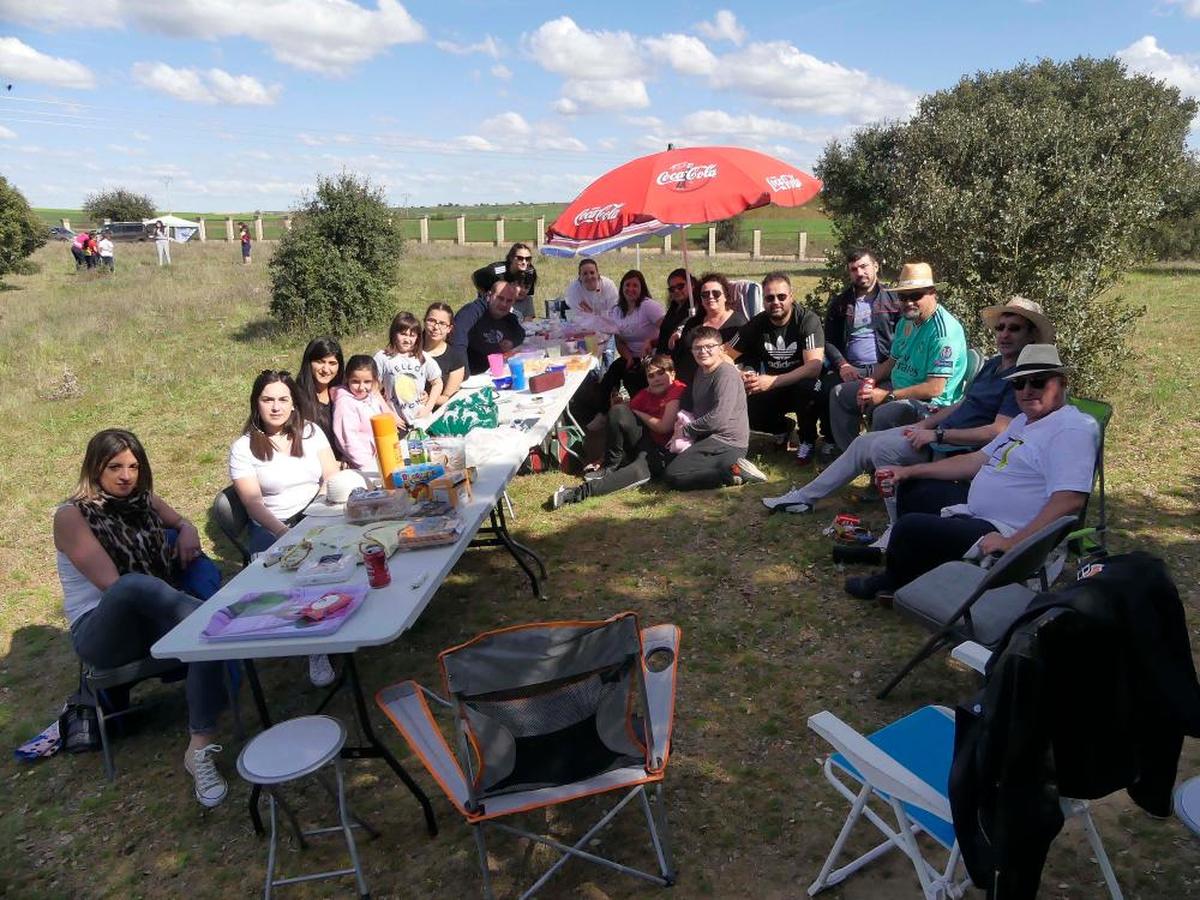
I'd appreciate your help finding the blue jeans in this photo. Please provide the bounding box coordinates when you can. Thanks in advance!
[71,571,227,734]
[247,522,280,555]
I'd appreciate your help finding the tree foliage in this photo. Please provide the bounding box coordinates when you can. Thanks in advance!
[1143,153,1200,260]
[0,175,46,280]
[269,172,403,334]
[715,214,744,251]
[82,188,156,223]
[814,57,1196,396]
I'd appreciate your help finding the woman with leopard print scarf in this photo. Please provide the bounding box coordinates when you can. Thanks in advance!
[54,429,230,809]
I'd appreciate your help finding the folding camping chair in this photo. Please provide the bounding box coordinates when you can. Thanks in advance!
[807,705,1123,899]
[1067,396,1111,554]
[376,613,680,899]
[730,279,764,319]
[877,515,1078,698]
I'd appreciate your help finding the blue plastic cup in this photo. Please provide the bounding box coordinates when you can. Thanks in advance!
[509,358,527,390]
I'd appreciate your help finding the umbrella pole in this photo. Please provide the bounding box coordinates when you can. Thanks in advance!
[679,226,694,316]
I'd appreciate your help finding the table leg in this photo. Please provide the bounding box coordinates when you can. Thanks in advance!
[494,501,548,579]
[340,654,438,837]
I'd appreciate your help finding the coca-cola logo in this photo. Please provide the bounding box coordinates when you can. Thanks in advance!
[572,203,625,227]
[655,162,718,192]
[766,173,806,192]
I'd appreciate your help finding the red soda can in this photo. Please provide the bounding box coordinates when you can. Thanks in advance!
[361,542,391,588]
[874,467,896,498]
[858,376,876,407]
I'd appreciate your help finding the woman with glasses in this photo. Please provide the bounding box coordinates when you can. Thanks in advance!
[295,336,346,463]
[656,268,699,355]
[670,272,746,384]
[421,302,468,408]
[472,242,538,319]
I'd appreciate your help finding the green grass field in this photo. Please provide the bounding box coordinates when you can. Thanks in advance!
[1,241,1195,898]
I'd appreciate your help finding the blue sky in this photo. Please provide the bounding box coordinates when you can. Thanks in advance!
[2,1,1199,211]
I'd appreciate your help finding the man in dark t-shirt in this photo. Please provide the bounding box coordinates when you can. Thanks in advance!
[727,271,825,465]
[452,280,528,375]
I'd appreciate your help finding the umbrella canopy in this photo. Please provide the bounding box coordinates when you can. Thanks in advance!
[544,145,821,257]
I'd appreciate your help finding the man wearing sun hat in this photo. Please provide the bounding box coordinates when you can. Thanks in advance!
[843,343,1098,600]
[764,296,1052,523]
[827,262,969,452]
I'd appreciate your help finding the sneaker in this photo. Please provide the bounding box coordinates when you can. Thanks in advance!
[583,466,613,483]
[551,485,576,509]
[732,457,768,484]
[308,654,336,688]
[794,442,814,466]
[869,525,892,550]
[185,744,228,808]
[844,573,894,600]
[762,488,812,513]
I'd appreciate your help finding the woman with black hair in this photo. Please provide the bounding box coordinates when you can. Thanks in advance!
[585,269,666,400]
[472,242,538,318]
[295,337,345,462]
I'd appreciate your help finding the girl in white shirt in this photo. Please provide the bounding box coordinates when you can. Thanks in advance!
[373,312,443,426]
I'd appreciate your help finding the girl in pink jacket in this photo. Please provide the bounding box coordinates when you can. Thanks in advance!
[331,355,400,471]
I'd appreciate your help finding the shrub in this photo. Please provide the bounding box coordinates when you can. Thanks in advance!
[715,215,744,251]
[269,173,403,334]
[82,188,156,223]
[814,57,1196,397]
[0,175,46,281]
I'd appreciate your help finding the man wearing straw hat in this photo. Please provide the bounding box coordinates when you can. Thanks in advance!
[843,343,1098,600]
[764,296,1052,526]
[827,262,968,452]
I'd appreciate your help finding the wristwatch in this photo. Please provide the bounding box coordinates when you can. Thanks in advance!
[885,391,896,403]
[935,426,946,443]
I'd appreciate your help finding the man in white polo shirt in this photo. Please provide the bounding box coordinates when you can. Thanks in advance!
[844,344,1098,599]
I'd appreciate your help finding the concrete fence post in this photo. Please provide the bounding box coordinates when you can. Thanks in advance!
[283,217,292,232]
[495,217,505,247]
[707,226,716,257]
[456,216,466,245]
[61,218,70,230]
[419,216,429,244]
[254,217,264,242]
[752,229,762,260]
[535,216,545,248]
[797,231,808,261]
[662,232,672,254]
[225,218,234,242]
[197,219,207,242]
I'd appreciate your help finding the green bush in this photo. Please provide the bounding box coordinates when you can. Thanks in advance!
[715,215,744,251]
[269,173,403,334]
[0,175,46,281]
[814,57,1196,397]
[82,188,156,223]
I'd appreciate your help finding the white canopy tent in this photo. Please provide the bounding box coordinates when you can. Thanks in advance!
[142,214,200,242]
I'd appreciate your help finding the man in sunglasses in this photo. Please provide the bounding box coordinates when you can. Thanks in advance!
[472,242,538,319]
[763,297,1051,525]
[843,343,1098,600]
[726,271,825,465]
[827,262,968,453]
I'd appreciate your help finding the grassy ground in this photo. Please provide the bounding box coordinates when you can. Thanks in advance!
[0,243,1197,898]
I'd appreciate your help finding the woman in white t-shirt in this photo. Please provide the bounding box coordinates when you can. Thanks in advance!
[230,370,339,554]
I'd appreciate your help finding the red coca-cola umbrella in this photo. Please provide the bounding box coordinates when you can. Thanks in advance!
[543,145,821,258]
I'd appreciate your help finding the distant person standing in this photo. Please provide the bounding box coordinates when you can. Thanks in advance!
[98,230,115,272]
[71,231,88,270]
[239,222,252,265]
[154,220,171,266]
[84,232,99,270]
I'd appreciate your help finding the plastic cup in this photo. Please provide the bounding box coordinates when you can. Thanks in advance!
[509,358,527,391]
[584,334,599,356]
[547,345,562,358]
[487,353,505,377]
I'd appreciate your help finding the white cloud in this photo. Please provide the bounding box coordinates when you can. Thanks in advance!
[132,62,281,105]
[1165,0,1200,17]
[557,77,650,113]
[0,124,16,139]
[458,112,587,154]
[132,130,151,141]
[624,115,664,129]
[2,0,426,76]
[0,37,95,89]
[1117,35,1200,98]
[709,41,917,120]
[678,109,831,144]
[456,134,498,151]
[480,111,532,135]
[643,33,717,76]
[491,63,513,80]
[695,10,746,46]
[525,16,644,78]
[436,35,499,58]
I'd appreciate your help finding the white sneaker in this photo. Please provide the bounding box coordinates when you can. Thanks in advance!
[308,654,336,688]
[870,525,892,550]
[733,457,768,484]
[185,744,228,808]
[762,487,810,511]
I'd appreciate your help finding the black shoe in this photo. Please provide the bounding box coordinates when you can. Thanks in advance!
[844,572,894,600]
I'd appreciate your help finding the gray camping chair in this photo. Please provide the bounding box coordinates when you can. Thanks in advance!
[377,613,680,898]
[212,485,251,568]
[877,514,1078,698]
[730,279,763,319]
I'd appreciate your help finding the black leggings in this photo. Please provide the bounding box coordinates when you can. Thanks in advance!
[662,437,744,491]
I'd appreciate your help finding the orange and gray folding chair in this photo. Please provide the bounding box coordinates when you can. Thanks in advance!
[376,613,680,898]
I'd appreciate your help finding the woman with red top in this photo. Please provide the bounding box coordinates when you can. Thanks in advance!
[551,353,686,507]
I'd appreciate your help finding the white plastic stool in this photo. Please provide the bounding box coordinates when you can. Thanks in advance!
[237,715,369,898]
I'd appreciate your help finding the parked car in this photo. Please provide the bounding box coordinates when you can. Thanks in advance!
[48,226,74,241]
[94,221,154,242]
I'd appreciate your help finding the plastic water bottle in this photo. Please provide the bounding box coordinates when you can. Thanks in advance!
[408,429,427,465]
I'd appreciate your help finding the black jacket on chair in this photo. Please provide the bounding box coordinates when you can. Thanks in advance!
[949,552,1200,899]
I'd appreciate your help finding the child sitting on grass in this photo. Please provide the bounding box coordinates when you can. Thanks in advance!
[332,355,399,471]
[374,312,443,427]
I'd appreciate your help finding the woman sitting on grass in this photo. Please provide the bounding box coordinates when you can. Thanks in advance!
[53,429,230,808]
[670,272,746,384]
[295,336,345,463]
[551,353,686,508]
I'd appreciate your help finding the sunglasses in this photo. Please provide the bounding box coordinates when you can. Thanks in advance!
[668,281,688,292]
[993,322,1026,333]
[700,290,723,299]
[513,255,533,262]
[764,292,790,302]
[645,366,672,377]
[1010,374,1054,390]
